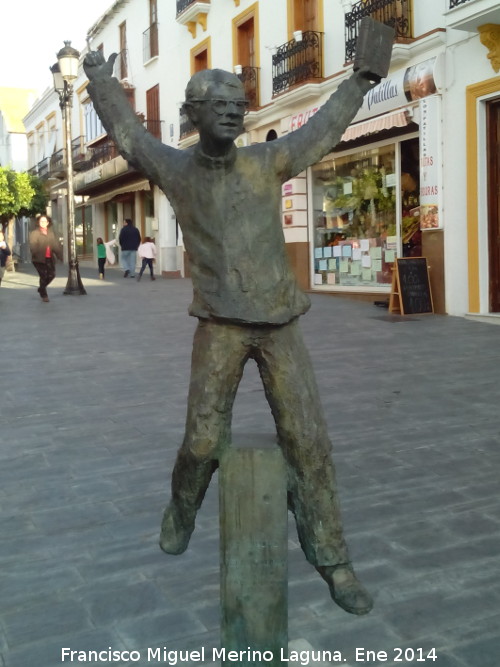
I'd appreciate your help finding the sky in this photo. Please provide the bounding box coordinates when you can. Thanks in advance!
[1,0,115,95]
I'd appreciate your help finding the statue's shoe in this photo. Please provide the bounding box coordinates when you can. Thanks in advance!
[159,502,195,555]
[317,564,373,615]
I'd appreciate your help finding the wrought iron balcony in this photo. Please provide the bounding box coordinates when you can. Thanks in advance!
[72,137,82,160]
[88,139,118,169]
[176,0,209,16]
[179,108,197,140]
[72,137,89,172]
[49,149,65,179]
[446,0,500,31]
[272,31,323,97]
[237,66,260,110]
[345,0,413,63]
[37,157,50,181]
[143,22,159,62]
[27,165,38,177]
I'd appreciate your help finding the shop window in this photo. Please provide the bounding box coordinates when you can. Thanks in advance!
[311,138,421,289]
[311,144,397,288]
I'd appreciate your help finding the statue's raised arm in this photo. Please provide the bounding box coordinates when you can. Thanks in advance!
[84,50,176,187]
[274,18,395,182]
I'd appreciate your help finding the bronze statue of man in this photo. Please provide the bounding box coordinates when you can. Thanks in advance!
[84,32,389,616]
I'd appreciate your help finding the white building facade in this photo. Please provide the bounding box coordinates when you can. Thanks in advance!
[22,0,500,319]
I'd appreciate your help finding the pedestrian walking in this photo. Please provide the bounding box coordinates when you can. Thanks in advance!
[118,218,141,278]
[96,237,106,279]
[29,214,63,303]
[0,229,11,287]
[137,236,156,281]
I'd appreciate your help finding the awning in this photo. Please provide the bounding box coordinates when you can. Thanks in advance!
[340,109,411,143]
[84,180,150,205]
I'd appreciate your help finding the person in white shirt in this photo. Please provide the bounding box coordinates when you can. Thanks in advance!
[137,236,157,281]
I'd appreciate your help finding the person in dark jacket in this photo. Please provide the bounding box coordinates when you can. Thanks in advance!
[118,218,141,277]
[0,229,11,287]
[29,214,63,302]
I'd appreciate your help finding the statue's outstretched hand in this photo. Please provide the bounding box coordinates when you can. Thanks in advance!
[353,17,394,92]
[83,51,117,82]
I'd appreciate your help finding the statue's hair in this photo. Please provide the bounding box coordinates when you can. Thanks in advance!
[184,69,244,104]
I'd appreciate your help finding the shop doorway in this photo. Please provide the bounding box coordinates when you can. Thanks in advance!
[400,137,421,257]
[487,98,500,312]
[75,205,93,259]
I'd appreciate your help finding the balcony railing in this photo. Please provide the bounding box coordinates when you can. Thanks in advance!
[27,166,38,177]
[49,149,65,178]
[237,66,260,110]
[272,31,323,97]
[143,22,159,62]
[71,137,89,172]
[345,0,413,63]
[88,140,118,169]
[176,0,209,16]
[449,0,472,6]
[71,136,85,161]
[179,109,197,140]
[37,157,50,180]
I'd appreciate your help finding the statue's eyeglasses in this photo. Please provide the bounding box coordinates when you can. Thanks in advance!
[190,98,250,115]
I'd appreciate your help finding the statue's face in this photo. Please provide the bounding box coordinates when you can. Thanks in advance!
[192,82,247,147]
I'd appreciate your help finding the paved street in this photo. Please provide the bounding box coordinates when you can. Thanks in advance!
[0,263,499,667]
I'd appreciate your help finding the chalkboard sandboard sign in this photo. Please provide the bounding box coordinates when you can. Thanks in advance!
[389,257,433,315]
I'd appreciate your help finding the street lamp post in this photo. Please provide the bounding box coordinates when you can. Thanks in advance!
[51,41,86,295]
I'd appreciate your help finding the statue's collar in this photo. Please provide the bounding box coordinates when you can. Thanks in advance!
[194,144,237,169]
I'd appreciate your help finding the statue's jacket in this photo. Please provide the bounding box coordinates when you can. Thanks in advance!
[88,73,367,326]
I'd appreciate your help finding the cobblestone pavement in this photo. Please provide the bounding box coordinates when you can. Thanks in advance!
[0,264,499,667]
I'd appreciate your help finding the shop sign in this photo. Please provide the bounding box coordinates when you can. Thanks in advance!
[354,55,444,122]
[289,55,444,132]
[290,106,320,131]
[419,95,442,230]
